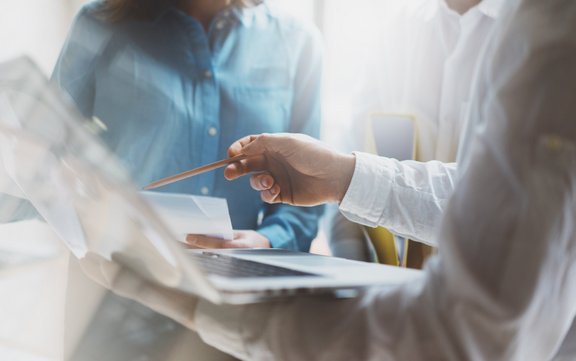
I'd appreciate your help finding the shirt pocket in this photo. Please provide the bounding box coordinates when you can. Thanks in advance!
[233,87,291,137]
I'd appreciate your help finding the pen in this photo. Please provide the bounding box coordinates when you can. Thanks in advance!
[144,154,248,190]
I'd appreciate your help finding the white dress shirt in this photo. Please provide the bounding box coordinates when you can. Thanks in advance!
[329,0,505,256]
[350,0,504,163]
[194,0,576,359]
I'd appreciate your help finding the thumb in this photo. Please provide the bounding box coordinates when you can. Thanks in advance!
[224,134,268,180]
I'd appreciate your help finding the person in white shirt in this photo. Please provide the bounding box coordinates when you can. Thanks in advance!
[330,0,505,260]
[203,0,575,359]
[86,0,576,359]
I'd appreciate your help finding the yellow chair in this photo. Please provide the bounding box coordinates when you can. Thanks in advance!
[363,113,433,268]
[365,226,403,266]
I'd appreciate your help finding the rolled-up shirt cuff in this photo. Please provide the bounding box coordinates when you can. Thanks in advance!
[338,152,395,228]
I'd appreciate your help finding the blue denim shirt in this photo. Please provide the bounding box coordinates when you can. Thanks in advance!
[52,1,324,250]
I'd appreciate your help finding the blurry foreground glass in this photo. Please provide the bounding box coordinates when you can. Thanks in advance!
[0,57,228,361]
[0,56,213,285]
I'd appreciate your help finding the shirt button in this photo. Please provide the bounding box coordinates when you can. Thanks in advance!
[208,127,218,136]
[204,70,212,79]
[216,20,226,30]
[200,187,210,195]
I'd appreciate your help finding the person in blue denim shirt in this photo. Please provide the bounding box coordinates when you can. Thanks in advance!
[52,0,323,250]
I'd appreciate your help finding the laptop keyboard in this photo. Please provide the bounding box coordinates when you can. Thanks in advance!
[190,251,317,278]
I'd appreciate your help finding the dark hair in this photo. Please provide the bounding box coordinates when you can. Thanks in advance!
[99,0,255,22]
[99,0,178,22]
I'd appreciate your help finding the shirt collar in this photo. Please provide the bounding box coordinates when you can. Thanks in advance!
[154,0,270,28]
[477,0,506,19]
[227,0,270,27]
[433,0,506,21]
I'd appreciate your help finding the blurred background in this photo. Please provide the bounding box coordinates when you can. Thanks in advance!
[0,1,392,360]
[0,0,393,142]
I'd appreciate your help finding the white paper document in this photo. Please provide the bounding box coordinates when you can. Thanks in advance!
[141,191,234,242]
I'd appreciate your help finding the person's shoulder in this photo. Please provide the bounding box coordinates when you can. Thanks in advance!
[75,0,108,23]
[69,0,116,37]
[64,0,117,55]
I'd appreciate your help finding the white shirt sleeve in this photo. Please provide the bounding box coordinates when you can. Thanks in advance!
[339,152,457,246]
[193,1,576,359]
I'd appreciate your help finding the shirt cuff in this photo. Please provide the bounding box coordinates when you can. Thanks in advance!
[257,224,292,250]
[338,152,396,227]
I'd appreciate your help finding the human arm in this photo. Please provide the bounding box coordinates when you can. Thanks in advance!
[326,158,457,254]
[186,207,324,251]
[340,154,457,245]
[200,2,576,359]
[186,230,270,249]
[51,3,110,117]
[224,132,456,247]
[224,133,355,206]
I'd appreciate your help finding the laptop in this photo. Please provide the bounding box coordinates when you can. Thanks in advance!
[0,57,421,305]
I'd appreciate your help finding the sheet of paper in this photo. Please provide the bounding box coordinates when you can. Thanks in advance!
[141,191,234,242]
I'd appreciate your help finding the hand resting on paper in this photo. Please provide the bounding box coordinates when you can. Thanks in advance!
[186,230,271,249]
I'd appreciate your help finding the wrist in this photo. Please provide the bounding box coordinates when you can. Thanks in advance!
[256,232,271,248]
[333,153,356,203]
[256,226,284,248]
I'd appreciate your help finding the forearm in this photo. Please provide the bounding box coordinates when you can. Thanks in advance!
[339,152,457,246]
[51,4,108,117]
[257,204,324,251]
[195,2,576,359]
[195,125,576,361]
